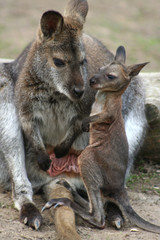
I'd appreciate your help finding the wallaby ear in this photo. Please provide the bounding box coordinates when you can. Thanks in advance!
[115,46,126,64]
[40,10,63,39]
[127,62,149,78]
[64,0,88,28]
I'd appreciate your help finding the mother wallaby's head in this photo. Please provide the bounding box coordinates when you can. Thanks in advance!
[35,0,89,101]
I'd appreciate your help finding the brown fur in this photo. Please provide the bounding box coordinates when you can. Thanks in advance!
[44,184,81,240]
[42,47,160,234]
[14,1,112,238]
[0,1,148,239]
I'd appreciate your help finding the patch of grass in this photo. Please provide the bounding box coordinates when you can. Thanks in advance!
[0,201,10,209]
[127,169,160,196]
[0,41,11,51]
[126,174,140,189]
[0,24,6,33]
[10,203,15,209]
[136,35,160,52]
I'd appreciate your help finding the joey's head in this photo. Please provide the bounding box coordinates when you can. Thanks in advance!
[89,46,148,94]
[34,0,88,101]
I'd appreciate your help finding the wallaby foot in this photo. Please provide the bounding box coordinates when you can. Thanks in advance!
[20,203,42,230]
[57,179,89,209]
[105,202,124,229]
[42,197,105,229]
[43,182,82,240]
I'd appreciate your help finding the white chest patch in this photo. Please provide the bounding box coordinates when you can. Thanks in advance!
[90,91,105,116]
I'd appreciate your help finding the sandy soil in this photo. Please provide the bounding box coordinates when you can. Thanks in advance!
[0,177,160,240]
[0,0,160,239]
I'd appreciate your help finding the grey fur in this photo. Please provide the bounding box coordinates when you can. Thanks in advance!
[0,0,147,229]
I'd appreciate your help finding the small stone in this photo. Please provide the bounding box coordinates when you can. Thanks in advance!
[130,228,139,232]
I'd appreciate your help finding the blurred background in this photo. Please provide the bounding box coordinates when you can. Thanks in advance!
[0,0,160,71]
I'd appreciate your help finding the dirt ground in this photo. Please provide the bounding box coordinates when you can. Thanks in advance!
[0,164,160,240]
[0,0,160,239]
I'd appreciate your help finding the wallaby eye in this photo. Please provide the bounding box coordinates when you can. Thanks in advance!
[106,74,116,80]
[80,58,87,65]
[53,58,65,67]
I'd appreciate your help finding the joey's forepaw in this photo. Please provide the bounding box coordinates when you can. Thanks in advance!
[20,203,42,230]
[54,145,69,158]
[82,121,89,132]
[37,151,51,171]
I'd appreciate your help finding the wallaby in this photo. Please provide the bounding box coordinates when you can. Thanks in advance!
[42,46,160,234]
[0,0,147,239]
[14,9,88,171]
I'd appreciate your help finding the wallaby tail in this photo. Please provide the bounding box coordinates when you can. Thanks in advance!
[110,189,160,234]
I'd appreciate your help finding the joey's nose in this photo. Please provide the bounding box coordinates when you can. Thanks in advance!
[90,77,97,86]
[73,87,84,98]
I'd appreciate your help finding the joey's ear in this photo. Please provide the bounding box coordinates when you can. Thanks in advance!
[115,46,126,64]
[64,0,88,28]
[40,10,63,39]
[127,62,149,78]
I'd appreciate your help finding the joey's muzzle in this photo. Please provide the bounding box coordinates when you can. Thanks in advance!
[90,76,99,87]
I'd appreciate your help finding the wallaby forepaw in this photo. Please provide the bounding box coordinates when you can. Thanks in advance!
[81,120,89,132]
[54,145,69,158]
[37,151,51,171]
[20,203,42,230]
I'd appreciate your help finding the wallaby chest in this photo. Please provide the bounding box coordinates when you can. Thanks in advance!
[33,95,78,146]
[90,92,106,116]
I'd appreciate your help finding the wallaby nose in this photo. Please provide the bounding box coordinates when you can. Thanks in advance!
[73,87,84,99]
[90,77,97,86]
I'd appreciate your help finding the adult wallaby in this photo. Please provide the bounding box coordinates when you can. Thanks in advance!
[42,46,160,234]
[0,0,147,239]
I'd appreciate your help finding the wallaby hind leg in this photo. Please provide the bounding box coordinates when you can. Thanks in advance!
[55,179,124,229]
[56,179,105,226]
[43,180,81,240]
[42,191,105,229]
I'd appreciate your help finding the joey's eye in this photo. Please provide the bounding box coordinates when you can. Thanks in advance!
[53,58,65,67]
[106,74,116,80]
[80,58,87,65]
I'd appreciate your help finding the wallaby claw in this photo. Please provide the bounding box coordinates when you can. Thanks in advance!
[41,198,66,212]
[23,215,41,230]
[34,218,41,230]
[23,217,28,225]
[114,218,122,229]
[110,217,124,230]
